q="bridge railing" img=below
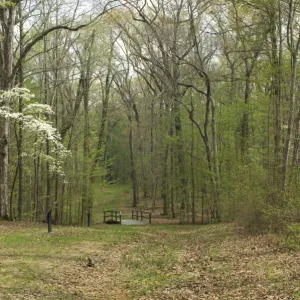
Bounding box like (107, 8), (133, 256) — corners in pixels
(132, 210), (152, 224)
(103, 210), (122, 224)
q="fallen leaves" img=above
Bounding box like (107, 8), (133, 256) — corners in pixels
(139, 230), (300, 300)
(0, 223), (299, 299)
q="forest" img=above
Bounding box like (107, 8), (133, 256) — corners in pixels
(0, 0), (300, 232)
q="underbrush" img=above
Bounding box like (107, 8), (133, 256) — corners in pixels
(284, 223), (300, 249)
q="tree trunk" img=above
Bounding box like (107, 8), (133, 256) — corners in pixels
(0, 2), (17, 219)
(43, 35), (51, 214)
(269, 2), (282, 185)
(292, 110), (300, 166)
(129, 120), (138, 207)
(81, 80), (90, 225)
(191, 120), (196, 224)
(162, 146), (169, 216)
(282, 54), (297, 191)
(18, 1), (24, 220)
(93, 41), (113, 171)
(81, 32), (94, 225)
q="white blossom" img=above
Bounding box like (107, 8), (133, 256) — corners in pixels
(0, 88), (70, 177)
(23, 104), (54, 115)
(0, 107), (22, 119)
(0, 87), (34, 103)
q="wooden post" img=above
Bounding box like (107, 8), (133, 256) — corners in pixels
(47, 209), (52, 233)
(149, 213), (152, 224)
(88, 212), (91, 227)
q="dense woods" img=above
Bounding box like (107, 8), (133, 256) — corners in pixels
(1, 0), (300, 231)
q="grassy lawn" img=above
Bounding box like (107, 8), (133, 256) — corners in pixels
(0, 222), (299, 299)
(91, 184), (132, 222)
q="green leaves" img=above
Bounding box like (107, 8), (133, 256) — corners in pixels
(0, 1), (16, 9)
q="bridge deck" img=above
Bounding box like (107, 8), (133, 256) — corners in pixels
(121, 219), (147, 225)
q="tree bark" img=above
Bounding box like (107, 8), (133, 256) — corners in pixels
(0, 2), (17, 219)
(17, 0), (24, 220)
(128, 120), (138, 207)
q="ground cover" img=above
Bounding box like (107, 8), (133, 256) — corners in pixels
(0, 222), (299, 299)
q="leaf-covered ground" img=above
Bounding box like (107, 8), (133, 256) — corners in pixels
(0, 222), (299, 299)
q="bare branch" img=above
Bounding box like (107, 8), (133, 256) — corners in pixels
(12, 0), (120, 79)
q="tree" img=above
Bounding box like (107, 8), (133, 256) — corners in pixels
(0, 0), (118, 219)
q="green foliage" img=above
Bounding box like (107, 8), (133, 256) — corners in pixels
(0, 1), (16, 8)
(4, 0), (300, 232)
(284, 224), (300, 249)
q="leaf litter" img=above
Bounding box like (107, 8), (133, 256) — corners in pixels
(0, 223), (299, 299)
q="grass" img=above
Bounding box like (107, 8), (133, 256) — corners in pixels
(0, 222), (299, 299)
(0, 223), (206, 299)
(1, 184), (300, 299)
(91, 184), (132, 222)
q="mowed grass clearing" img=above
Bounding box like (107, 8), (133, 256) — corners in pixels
(0, 222), (299, 299)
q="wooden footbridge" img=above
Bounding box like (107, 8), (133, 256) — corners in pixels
(103, 210), (152, 225)
(43, 208), (151, 234)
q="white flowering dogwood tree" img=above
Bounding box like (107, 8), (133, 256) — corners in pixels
(0, 87), (70, 178)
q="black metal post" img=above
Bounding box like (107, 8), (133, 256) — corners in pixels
(47, 209), (52, 233)
(88, 212), (91, 227)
